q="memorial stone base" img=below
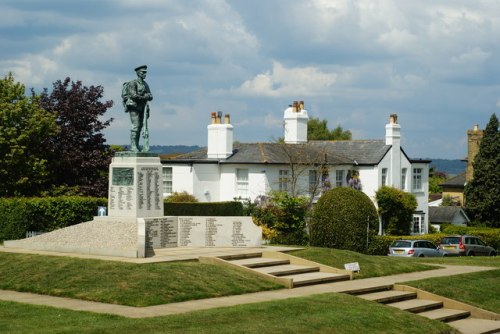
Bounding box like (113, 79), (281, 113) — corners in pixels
(108, 152), (163, 218)
(3, 152), (262, 258)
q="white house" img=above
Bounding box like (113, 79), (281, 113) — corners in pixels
(161, 102), (430, 234)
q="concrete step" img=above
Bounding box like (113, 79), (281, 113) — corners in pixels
(227, 257), (290, 268)
(281, 272), (351, 287)
(342, 284), (394, 296)
(387, 299), (443, 313)
(419, 308), (471, 323)
(358, 290), (417, 304)
(448, 318), (500, 334)
(217, 252), (262, 261)
(253, 264), (320, 276)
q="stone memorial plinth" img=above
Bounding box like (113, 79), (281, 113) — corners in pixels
(139, 216), (262, 254)
(108, 152), (163, 218)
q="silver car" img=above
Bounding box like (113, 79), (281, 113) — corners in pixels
(438, 235), (497, 257)
(388, 240), (441, 257)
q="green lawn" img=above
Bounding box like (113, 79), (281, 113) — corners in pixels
(405, 269), (500, 314)
(290, 246), (439, 278)
(0, 293), (453, 334)
(405, 255), (500, 314)
(0, 252), (281, 306)
(1, 248), (498, 333)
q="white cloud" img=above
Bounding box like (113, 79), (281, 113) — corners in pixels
(377, 29), (417, 53)
(451, 47), (491, 65)
(231, 61), (337, 97)
(4, 55), (58, 86)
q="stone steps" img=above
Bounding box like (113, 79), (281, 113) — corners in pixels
(387, 299), (443, 313)
(358, 290), (417, 304)
(229, 257), (290, 268)
(253, 264), (320, 276)
(419, 308), (471, 322)
(448, 318), (500, 334)
(210, 251), (352, 288)
(281, 272), (351, 287)
(347, 285), (500, 334)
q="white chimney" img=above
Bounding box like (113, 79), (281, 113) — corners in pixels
(207, 112), (233, 159)
(284, 101), (309, 144)
(385, 114), (401, 188)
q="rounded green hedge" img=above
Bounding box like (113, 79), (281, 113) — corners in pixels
(310, 187), (378, 252)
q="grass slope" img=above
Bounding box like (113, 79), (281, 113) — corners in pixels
(290, 247), (439, 278)
(0, 253), (281, 306)
(404, 256), (500, 313)
(0, 293), (453, 334)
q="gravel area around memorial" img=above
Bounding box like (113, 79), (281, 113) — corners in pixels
(9, 219), (138, 250)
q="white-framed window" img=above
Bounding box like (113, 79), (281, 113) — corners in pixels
(335, 170), (344, 187)
(412, 168), (422, 191)
(381, 168), (388, 186)
(412, 214), (424, 234)
(309, 170), (318, 195)
(236, 168), (249, 197)
(279, 169), (289, 192)
(162, 167), (173, 194)
(401, 168), (407, 190)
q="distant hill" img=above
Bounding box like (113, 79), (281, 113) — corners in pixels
(426, 159), (466, 176)
(148, 145), (202, 154)
(115, 145), (202, 154)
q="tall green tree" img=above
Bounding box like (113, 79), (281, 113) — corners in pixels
(39, 78), (114, 197)
(428, 167), (447, 194)
(376, 186), (417, 235)
(307, 117), (352, 140)
(0, 74), (57, 196)
(464, 113), (500, 227)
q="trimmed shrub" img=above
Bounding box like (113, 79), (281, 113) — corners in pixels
(250, 192), (309, 246)
(164, 201), (243, 216)
(376, 186), (417, 235)
(165, 191), (198, 203)
(0, 197), (107, 241)
(310, 187), (378, 253)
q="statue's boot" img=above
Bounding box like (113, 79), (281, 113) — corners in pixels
(130, 131), (140, 152)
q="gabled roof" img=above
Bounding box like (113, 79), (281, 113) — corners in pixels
(429, 206), (470, 224)
(440, 172), (466, 188)
(162, 140), (395, 166)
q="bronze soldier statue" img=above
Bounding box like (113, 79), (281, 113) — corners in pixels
(122, 65), (153, 152)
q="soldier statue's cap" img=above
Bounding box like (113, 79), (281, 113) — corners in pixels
(134, 65), (148, 72)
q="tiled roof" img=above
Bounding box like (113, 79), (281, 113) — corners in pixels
(429, 206), (469, 223)
(440, 172), (466, 187)
(162, 140), (392, 166)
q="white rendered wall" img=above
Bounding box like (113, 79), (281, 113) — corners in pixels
(193, 164), (220, 202)
(283, 107), (309, 144)
(385, 123), (402, 189)
(166, 164), (194, 196)
(411, 162), (430, 233)
(207, 124), (233, 159)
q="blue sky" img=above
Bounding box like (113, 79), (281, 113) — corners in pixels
(1, 0), (499, 159)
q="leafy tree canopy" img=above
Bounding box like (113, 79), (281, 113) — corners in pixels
(375, 186), (417, 235)
(39, 78), (114, 197)
(464, 113), (500, 227)
(0, 73), (57, 196)
(307, 117), (352, 141)
(429, 167), (447, 194)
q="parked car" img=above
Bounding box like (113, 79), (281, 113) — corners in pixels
(388, 240), (441, 257)
(438, 235), (497, 256)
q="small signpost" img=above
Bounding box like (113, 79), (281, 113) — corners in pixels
(344, 262), (361, 273)
(97, 206), (107, 217)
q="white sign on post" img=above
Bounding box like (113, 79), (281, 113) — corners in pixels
(344, 262), (360, 272)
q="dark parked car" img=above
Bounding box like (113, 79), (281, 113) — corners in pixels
(388, 240), (441, 257)
(438, 235), (497, 256)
